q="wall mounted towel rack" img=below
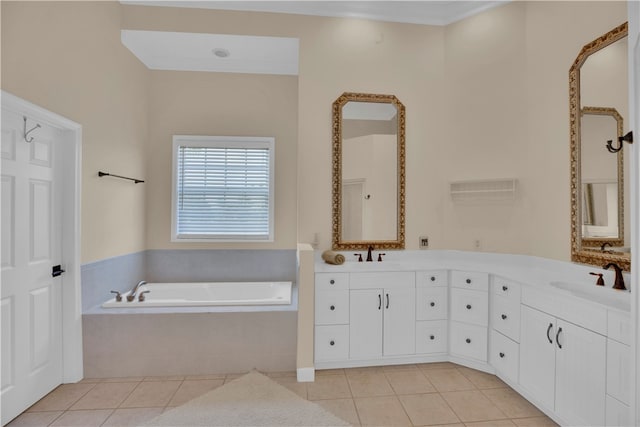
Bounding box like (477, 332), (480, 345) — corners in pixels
(98, 171), (144, 184)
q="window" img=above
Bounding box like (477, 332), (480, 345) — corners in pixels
(172, 135), (274, 242)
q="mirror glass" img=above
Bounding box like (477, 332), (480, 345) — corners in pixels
(332, 93), (405, 250)
(570, 22), (630, 270)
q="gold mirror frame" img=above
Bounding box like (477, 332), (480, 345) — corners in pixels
(332, 92), (406, 250)
(569, 22), (629, 270)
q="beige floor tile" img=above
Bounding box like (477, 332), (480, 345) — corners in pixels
(49, 409), (113, 426)
(102, 407), (164, 426)
(102, 377), (144, 383)
(354, 396), (412, 426)
(441, 390), (508, 422)
(482, 388), (544, 418)
(224, 373), (248, 383)
(77, 378), (103, 384)
(345, 366), (386, 376)
(347, 372), (395, 397)
(385, 369), (437, 395)
(70, 382), (138, 410)
(422, 424), (464, 427)
(457, 367), (507, 389)
(119, 381), (181, 408)
(27, 383), (96, 412)
(142, 375), (184, 382)
(266, 370), (297, 378)
(511, 416), (559, 427)
(166, 379), (225, 407)
(465, 420), (516, 427)
(315, 398), (361, 426)
(272, 376), (308, 400)
(308, 375), (352, 400)
(417, 362), (460, 371)
(423, 369), (476, 392)
(398, 393), (460, 426)
(381, 364), (418, 371)
(6, 411), (63, 426)
(315, 368), (345, 376)
(184, 373), (226, 380)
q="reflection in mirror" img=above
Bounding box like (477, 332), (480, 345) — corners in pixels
(570, 22), (630, 270)
(332, 93), (405, 250)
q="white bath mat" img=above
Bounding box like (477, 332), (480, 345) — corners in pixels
(141, 370), (351, 426)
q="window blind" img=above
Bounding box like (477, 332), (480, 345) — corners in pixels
(175, 142), (272, 240)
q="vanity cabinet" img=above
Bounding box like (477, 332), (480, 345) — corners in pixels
(489, 277), (521, 383)
(415, 270), (448, 354)
(605, 311), (631, 426)
(449, 271), (489, 362)
(519, 304), (607, 427)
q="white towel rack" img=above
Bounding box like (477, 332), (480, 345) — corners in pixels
(450, 178), (517, 202)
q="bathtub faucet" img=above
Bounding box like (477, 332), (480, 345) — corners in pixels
(127, 280), (147, 302)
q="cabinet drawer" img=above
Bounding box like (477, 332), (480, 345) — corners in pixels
(451, 271), (489, 291)
(606, 395), (631, 427)
(315, 325), (349, 362)
(491, 295), (520, 342)
(416, 270), (448, 287)
(350, 272), (414, 290)
(451, 288), (488, 326)
(490, 329), (519, 383)
(607, 311), (631, 345)
(315, 290), (349, 325)
(416, 320), (448, 354)
(416, 287), (448, 321)
(315, 273), (349, 291)
(450, 321), (487, 362)
(491, 276), (521, 304)
(606, 339), (630, 405)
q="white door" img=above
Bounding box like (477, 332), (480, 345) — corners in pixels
(519, 305), (556, 411)
(349, 289), (383, 359)
(341, 180), (364, 241)
(1, 109), (63, 424)
(383, 287), (415, 356)
(554, 319), (606, 427)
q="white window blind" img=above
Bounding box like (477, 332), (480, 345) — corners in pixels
(172, 136), (274, 241)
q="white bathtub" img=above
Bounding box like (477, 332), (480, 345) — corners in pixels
(101, 281), (292, 308)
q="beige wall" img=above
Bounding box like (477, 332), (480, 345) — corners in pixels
(146, 71), (298, 249)
(1, 1), (149, 263)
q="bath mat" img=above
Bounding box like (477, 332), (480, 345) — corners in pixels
(141, 370), (351, 426)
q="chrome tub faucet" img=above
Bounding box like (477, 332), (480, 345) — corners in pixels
(127, 280), (147, 302)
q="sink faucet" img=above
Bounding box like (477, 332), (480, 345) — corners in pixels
(603, 263), (626, 291)
(366, 246), (374, 262)
(601, 242), (613, 252)
(127, 280), (147, 302)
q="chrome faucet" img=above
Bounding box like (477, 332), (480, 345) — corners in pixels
(127, 280), (147, 302)
(603, 263), (626, 291)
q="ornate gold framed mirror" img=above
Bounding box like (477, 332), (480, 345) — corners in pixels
(332, 92), (405, 250)
(570, 22), (630, 270)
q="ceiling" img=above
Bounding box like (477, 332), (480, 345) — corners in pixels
(121, 1), (508, 75)
(122, 1), (508, 26)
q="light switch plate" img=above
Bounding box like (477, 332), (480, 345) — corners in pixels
(419, 236), (429, 249)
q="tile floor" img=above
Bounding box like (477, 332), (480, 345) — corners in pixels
(8, 362), (559, 427)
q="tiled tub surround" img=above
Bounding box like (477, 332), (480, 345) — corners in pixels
(313, 250), (632, 427)
(81, 250), (298, 378)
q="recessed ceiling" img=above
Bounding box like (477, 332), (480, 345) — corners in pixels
(121, 1), (509, 26)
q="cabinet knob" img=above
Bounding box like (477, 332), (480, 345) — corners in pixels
(329, 279), (335, 285)
(330, 305), (335, 311)
(502, 285), (508, 291)
(501, 314), (507, 320)
(430, 302), (435, 307)
(330, 340), (335, 346)
(499, 352), (505, 358)
(430, 276), (436, 282)
(466, 304), (472, 310)
(466, 338), (471, 344)
(466, 279), (472, 284)
(430, 335), (435, 340)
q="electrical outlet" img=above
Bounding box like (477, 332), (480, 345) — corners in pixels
(474, 239), (481, 250)
(419, 236), (429, 249)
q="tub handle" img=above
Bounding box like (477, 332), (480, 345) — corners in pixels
(110, 290), (122, 302)
(138, 290), (150, 302)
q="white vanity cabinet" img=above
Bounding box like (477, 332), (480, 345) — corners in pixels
(489, 277), (521, 383)
(415, 270), (448, 354)
(449, 271), (489, 362)
(519, 303), (607, 427)
(605, 311), (631, 426)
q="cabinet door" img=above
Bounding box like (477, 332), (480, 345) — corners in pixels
(519, 305), (556, 411)
(350, 289), (383, 359)
(555, 319), (606, 427)
(383, 287), (416, 356)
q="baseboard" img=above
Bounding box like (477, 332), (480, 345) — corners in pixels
(296, 367), (315, 382)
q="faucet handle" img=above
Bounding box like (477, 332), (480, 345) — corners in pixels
(110, 290), (122, 302)
(138, 290), (150, 302)
(377, 253), (386, 262)
(589, 272), (605, 286)
(354, 253), (363, 262)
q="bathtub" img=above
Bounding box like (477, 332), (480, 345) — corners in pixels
(101, 281), (292, 308)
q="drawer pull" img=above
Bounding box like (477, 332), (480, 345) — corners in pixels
(501, 314), (507, 320)
(330, 305), (335, 311)
(556, 327), (563, 349)
(378, 294), (382, 310)
(466, 338), (471, 344)
(499, 352), (505, 358)
(466, 279), (472, 284)
(430, 302), (435, 307)
(466, 304), (472, 310)
(502, 285), (508, 291)
(430, 276), (436, 282)
(386, 293), (390, 309)
(329, 279), (335, 285)
(546, 323), (553, 344)
(330, 340), (335, 346)
(430, 335), (435, 340)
